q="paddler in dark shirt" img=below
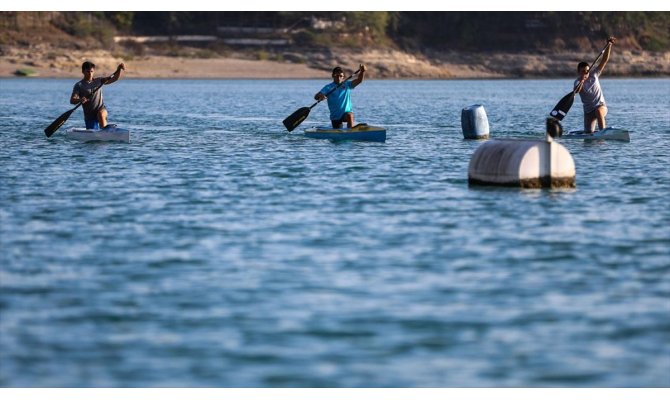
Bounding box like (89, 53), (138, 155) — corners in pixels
(70, 61), (125, 129)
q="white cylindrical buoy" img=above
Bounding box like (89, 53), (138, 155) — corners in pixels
(468, 138), (575, 188)
(461, 104), (490, 139)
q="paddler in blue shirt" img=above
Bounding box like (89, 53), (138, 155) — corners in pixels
(70, 61), (125, 129)
(314, 64), (367, 129)
(574, 37), (616, 133)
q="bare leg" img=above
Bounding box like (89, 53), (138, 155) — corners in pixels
(345, 113), (354, 128)
(98, 108), (108, 129)
(595, 105), (608, 131)
(584, 110), (597, 133)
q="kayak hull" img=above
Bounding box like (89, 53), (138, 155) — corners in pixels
(562, 128), (630, 142)
(303, 124), (386, 143)
(65, 126), (130, 143)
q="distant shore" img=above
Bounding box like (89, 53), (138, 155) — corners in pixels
(2, 46), (669, 79)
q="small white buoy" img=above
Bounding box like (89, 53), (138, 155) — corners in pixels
(468, 137), (575, 188)
(461, 104), (490, 139)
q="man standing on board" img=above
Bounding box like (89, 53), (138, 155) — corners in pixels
(574, 37), (616, 133)
(314, 64), (367, 129)
(70, 61), (125, 129)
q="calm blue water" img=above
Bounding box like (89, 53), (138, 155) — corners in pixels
(0, 78), (669, 387)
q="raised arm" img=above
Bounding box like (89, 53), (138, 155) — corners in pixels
(597, 37), (616, 73)
(104, 63), (126, 84)
(351, 64), (367, 88)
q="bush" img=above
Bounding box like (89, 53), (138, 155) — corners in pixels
(194, 49), (218, 59)
(52, 12), (117, 47)
(256, 50), (270, 61)
(106, 12), (133, 33)
(14, 68), (37, 76)
(641, 34), (668, 52)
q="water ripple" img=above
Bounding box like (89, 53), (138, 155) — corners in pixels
(1, 78), (669, 387)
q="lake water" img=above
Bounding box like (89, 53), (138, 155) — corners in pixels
(0, 78), (669, 387)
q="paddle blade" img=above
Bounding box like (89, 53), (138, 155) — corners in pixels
(283, 107), (310, 132)
(549, 91), (576, 121)
(44, 108), (75, 137)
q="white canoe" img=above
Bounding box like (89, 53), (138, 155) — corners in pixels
(304, 123), (386, 143)
(562, 127), (630, 142)
(65, 125), (130, 143)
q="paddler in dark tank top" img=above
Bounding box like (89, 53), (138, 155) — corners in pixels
(70, 61), (126, 129)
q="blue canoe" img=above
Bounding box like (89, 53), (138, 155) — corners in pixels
(303, 124), (386, 143)
(562, 127), (630, 142)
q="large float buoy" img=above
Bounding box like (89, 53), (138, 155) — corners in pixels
(461, 104), (490, 139)
(468, 137), (575, 188)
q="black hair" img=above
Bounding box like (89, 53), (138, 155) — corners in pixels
(332, 67), (344, 75)
(82, 61), (96, 72)
(577, 62), (589, 72)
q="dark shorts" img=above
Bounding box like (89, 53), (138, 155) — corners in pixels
(84, 106), (107, 129)
(331, 112), (353, 129)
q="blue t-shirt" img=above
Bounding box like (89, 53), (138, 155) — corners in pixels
(320, 81), (354, 121)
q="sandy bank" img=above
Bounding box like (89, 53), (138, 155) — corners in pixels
(0, 49), (325, 79)
(2, 46), (669, 79)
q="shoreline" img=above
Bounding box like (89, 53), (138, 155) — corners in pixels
(7, 75), (670, 81)
(2, 47), (669, 80)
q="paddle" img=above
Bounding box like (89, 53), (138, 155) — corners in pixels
(548, 41), (611, 121)
(282, 67), (362, 132)
(44, 76), (111, 137)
